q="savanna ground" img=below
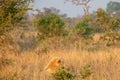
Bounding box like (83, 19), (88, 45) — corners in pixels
(0, 46), (120, 80)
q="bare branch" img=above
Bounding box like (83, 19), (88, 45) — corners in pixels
(65, 0), (92, 16)
(66, 0), (91, 5)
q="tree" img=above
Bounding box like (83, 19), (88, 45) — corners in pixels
(73, 16), (93, 38)
(0, 0), (33, 50)
(65, 0), (92, 16)
(106, 1), (120, 17)
(108, 17), (120, 31)
(43, 7), (60, 15)
(34, 13), (65, 38)
(34, 7), (67, 18)
(0, 0), (33, 29)
(93, 8), (120, 46)
(94, 8), (110, 31)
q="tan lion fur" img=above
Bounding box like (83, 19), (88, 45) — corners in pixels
(44, 57), (63, 73)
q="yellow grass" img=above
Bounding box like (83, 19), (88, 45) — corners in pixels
(0, 48), (120, 80)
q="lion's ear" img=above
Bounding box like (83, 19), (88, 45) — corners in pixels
(57, 59), (61, 63)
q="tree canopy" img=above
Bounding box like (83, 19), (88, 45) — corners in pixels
(34, 13), (65, 38)
(0, 0), (33, 28)
(106, 1), (120, 16)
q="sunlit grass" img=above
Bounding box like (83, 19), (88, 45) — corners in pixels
(0, 48), (120, 80)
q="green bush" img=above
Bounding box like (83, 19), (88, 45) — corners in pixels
(108, 17), (120, 31)
(52, 68), (76, 80)
(0, 0), (33, 26)
(102, 31), (120, 46)
(0, 0), (33, 36)
(73, 16), (93, 38)
(52, 65), (92, 80)
(34, 14), (65, 38)
(79, 65), (92, 79)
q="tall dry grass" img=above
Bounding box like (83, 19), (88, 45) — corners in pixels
(0, 48), (120, 80)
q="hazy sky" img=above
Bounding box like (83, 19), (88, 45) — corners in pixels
(33, 0), (120, 17)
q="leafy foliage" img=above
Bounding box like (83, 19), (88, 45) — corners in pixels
(34, 14), (65, 38)
(73, 16), (93, 38)
(0, 0), (33, 53)
(52, 68), (76, 80)
(106, 1), (120, 11)
(102, 31), (120, 46)
(94, 8), (120, 46)
(106, 1), (120, 16)
(0, 0), (33, 30)
(52, 65), (92, 80)
(95, 8), (110, 30)
(108, 17), (120, 31)
(79, 65), (92, 79)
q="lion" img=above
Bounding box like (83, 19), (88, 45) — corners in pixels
(44, 57), (63, 73)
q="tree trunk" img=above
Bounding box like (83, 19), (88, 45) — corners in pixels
(83, 4), (89, 16)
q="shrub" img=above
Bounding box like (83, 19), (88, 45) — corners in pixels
(73, 16), (93, 39)
(52, 65), (92, 80)
(0, 0), (33, 27)
(108, 17), (120, 31)
(34, 13), (65, 38)
(102, 31), (120, 46)
(79, 65), (92, 79)
(52, 67), (76, 80)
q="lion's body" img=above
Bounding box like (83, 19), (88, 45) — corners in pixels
(45, 57), (63, 73)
